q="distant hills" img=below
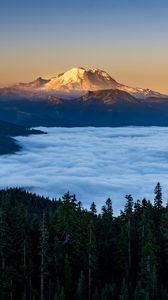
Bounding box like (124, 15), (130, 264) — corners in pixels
(0, 67), (168, 127)
(0, 120), (43, 136)
(0, 120), (44, 155)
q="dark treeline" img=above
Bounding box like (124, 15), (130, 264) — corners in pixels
(0, 184), (168, 300)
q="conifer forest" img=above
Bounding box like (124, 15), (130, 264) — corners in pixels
(0, 183), (168, 300)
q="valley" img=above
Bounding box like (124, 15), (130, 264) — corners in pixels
(0, 126), (168, 213)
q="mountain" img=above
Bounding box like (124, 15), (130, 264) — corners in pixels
(81, 89), (137, 104)
(0, 120), (45, 155)
(15, 77), (50, 89)
(0, 135), (22, 155)
(0, 67), (167, 99)
(43, 67), (119, 92)
(1, 89), (168, 127)
(1, 67), (168, 128)
(42, 67), (166, 99)
(0, 120), (43, 136)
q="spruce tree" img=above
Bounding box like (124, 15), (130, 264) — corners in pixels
(101, 284), (117, 300)
(90, 202), (97, 215)
(40, 211), (49, 300)
(75, 271), (87, 300)
(64, 254), (72, 298)
(154, 182), (162, 210)
(92, 288), (100, 300)
(55, 286), (65, 300)
(119, 279), (129, 300)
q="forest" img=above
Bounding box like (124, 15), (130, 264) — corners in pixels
(0, 183), (168, 300)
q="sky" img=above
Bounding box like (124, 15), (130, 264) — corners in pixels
(1, 0), (168, 93)
(0, 127), (168, 215)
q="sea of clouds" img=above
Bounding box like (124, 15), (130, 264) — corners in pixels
(1, 127), (168, 214)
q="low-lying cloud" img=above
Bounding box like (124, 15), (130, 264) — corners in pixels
(1, 126), (168, 214)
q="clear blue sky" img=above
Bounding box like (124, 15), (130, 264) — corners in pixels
(1, 0), (168, 93)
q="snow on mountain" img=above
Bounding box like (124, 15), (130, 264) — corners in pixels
(15, 77), (49, 89)
(118, 85), (165, 99)
(1, 67), (167, 99)
(41, 67), (167, 99)
(43, 67), (119, 92)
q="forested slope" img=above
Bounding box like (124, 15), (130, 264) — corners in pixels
(0, 120), (44, 155)
(0, 184), (168, 299)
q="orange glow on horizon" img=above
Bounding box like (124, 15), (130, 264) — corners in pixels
(1, 64), (168, 95)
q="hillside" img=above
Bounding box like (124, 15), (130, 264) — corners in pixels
(0, 185), (168, 299)
(0, 120), (44, 155)
(1, 90), (168, 127)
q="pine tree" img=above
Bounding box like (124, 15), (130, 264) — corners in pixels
(153, 183), (163, 278)
(75, 271), (87, 300)
(90, 202), (97, 215)
(98, 198), (114, 285)
(92, 288), (100, 300)
(101, 198), (113, 220)
(55, 286), (65, 300)
(119, 279), (129, 300)
(101, 284), (117, 300)
(40, 211), (49, 300)
(154, 183), (162, 210)
(133, 281), (148, 300)
(0, 206), (8, 271)
(0, 205), (12, 300)
(64, 254), (72, 298)
(1, 186), (168, 300)
(88, 220), (97, 300)
(15, 205), (29, 300)
(124, 195), (134, 296)
(146, 265), (158, 300)
(159, 285), (168, 300)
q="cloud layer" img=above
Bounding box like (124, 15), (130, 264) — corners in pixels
(1, 127), (168, 214)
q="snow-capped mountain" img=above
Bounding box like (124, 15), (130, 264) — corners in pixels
(118, 85), (165, 99)
(42, 67), (166, 99)
(16, 77), (50, 89)
(1, 69), (168, 128)
(43, 67), (119, 92)
(1, 67), (167, 99)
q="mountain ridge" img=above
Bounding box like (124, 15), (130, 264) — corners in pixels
(1, 67), (167, 100)
(1, 67), (168, 128)
(0, 120), (45, 155)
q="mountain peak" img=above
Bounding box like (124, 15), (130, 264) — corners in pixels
(3, 67), (167, 99)
(16, 77), (49, 89)
(44, 67), (118, 92)
(62, 67), (86, 81)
